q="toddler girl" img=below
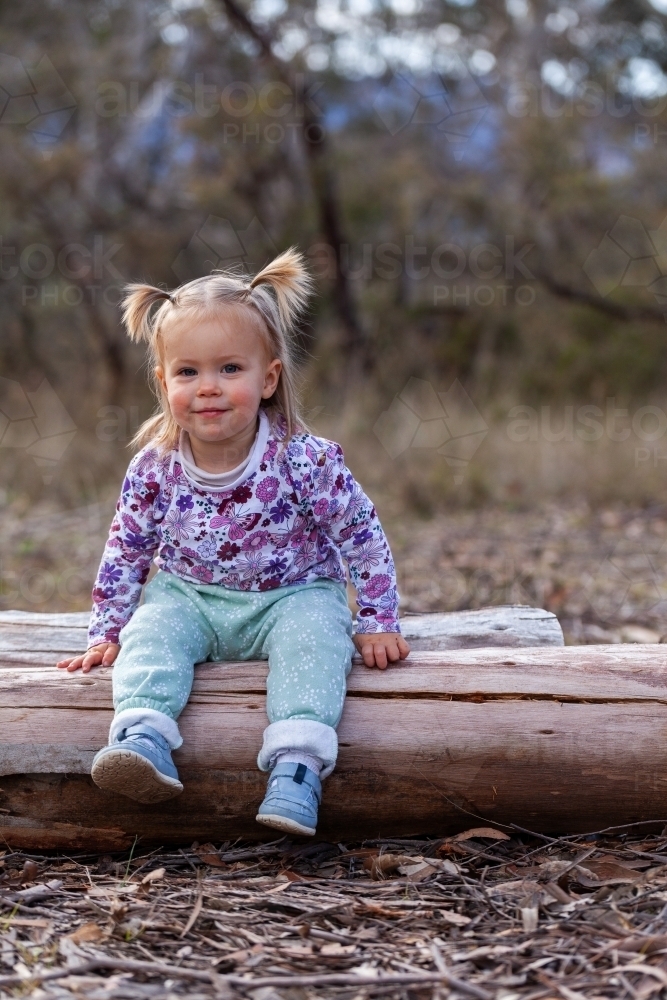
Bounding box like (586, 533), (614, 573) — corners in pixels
(58, 249), (409, 836)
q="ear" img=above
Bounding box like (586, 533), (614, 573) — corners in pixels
(155, 365), (166, 392)
(262, 358), (282, 399)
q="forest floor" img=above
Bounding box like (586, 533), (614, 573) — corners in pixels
(3, 828), (667, 999)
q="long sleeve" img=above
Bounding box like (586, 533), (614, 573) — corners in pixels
(87, 451), (162, 647)
(290, 440), (400, 634)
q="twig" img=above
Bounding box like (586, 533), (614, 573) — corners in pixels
(0, 959), (493, 996)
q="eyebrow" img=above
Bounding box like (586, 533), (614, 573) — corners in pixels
(168, 355), (247, 366)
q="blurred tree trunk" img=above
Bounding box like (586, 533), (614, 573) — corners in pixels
(219, 0), (369, 369)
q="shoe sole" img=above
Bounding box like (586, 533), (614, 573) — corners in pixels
(255, 812), (316, 837)
(91, 748), (183, 804)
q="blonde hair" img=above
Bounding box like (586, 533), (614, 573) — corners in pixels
(121, 248), (312, 452)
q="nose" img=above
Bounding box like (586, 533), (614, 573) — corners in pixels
(197, 374), (222, 395)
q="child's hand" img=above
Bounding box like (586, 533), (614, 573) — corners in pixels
(353, 632), (410, 670)
(56, 643), (120, 674)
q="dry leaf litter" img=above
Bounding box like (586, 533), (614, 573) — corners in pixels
(2, 826), (667, 998)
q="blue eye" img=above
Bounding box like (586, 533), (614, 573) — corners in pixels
(223, 364), (240, 374)
(178, 368), (197, 377)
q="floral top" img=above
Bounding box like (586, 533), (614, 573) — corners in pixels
(88, 420), (400, 647)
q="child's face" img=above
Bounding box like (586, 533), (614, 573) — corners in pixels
(156, 309), (281, 449)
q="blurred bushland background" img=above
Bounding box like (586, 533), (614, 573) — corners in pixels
(2, 0), (667, 640)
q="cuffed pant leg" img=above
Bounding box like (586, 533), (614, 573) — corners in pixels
(257, 584), (355, 777)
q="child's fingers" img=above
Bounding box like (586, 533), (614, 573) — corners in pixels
(358, 641), (376, 668)
(63, 654), (86, 672)
(101, 644), (120, 666)
(373, 642), (388, 670)
(397, 636), (410, 659)
(80, 649), (104, 673)
(385, 638), (404, 662)
(56, 656), (76, 670)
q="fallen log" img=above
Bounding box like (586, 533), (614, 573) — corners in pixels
(0, 603), (563, 663)
(6, 606), (667, 851)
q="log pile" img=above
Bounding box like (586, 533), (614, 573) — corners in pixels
(2, 604), (666, 851)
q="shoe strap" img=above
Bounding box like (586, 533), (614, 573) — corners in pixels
(271, 762), (322, 800)
(118, 724), (170, 751)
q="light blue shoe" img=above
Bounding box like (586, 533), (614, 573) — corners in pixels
(91, 724), (183, 804)
(256, 763), (321, 837)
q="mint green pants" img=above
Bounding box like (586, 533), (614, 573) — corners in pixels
(111, 571), (355, 776)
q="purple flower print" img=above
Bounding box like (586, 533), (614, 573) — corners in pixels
(231, 484), (252, 504)
(99, 562), (122, 586)
(135, 450), (157, 477)
(353, 528), (373, 546)
(176, 494), (194, 512)
(128, 565), (149, 584)
(318, 465), (334, 493)
(238, 551), (269, 580)
(313, 498), (328, 517)
(217, 541), (240, 561)
(172, 560), (193, 577)
(125, 532), (153, 550)
(294, 538), (317, 573)
(259, 576), (281, 591)
(363, 573), (391, 600)
(191, 565), (214, 583)
(270, 498), (292, 524)
(268, 556), (287, 574)
(355, 539), (385, 572)
(256, 476), (279, 509)
(377, 610), (397, 629)
(197, 539), (217, 559)
(164, 507), (198, 540)
(378, 586), (398, 611)
(135, 482), (159, 513)
(210, 506), (261, 539)
(241, 530), (270, 552)
(93, 585), (116, 603)
(331, 472), (345, 497)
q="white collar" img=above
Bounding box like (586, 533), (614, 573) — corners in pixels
(177, 410), (270, 491)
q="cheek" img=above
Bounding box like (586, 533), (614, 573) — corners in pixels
(226, 378), (264, 412)
(165, 384), (191, 414)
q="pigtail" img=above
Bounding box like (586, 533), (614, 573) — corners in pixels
(249, 248), (312, 333)
(121, 284), (174, 344)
